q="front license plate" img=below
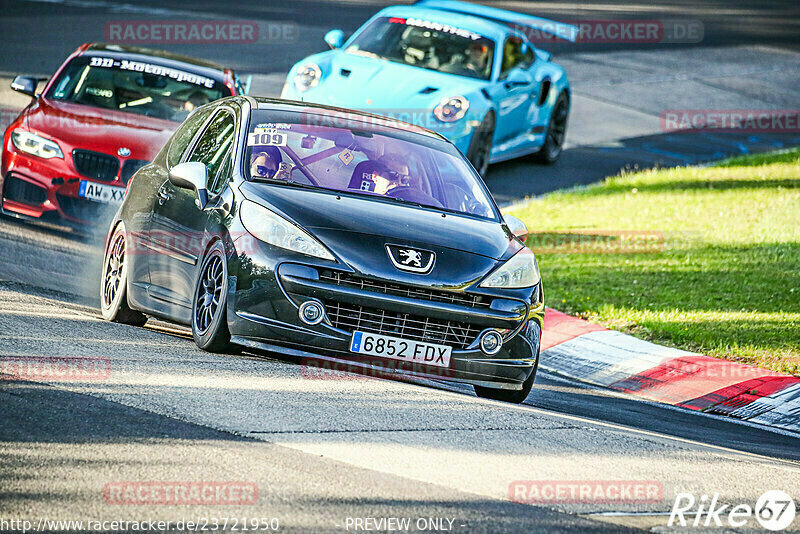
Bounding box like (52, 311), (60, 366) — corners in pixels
(349, 331), (452, 367)
(78, 180), (125, 204)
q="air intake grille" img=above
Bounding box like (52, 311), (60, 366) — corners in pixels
(72, 150), (120, 182)
(324, 300), (480, 350)
(319, 270), (489, 309)
(3, 175), (47, 205)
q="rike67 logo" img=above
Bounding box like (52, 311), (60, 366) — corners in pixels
(669, 490), (796, 531)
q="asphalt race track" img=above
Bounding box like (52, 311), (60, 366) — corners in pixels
(1, 0), (799, 532)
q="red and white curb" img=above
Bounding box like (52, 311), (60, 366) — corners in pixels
(540, 309), (800, 433)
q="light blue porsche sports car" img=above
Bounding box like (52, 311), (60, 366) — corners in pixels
(281, 0), (578, 176)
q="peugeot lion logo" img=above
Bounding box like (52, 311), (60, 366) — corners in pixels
(386, 244), (435, 274)
(117, 147), (131, 157)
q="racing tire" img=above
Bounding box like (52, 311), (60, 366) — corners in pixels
(533, 92), (569, 164)
(466, 112), (495, 177)
(191, 241), (236, 353)
(100, 222), (148, 326)
(473, 357), (538, 404)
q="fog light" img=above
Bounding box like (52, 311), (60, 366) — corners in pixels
(299, 300), (325, 325)
(480, 329), (503, 355)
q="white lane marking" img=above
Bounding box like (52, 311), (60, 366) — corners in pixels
(0, 308), (100, 320)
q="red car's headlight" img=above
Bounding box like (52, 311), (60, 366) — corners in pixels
(11, 129), (64, 159)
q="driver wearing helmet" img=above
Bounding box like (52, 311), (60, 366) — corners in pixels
(250, 146), (292, 180)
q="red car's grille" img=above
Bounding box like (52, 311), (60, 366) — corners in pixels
(72, 150), (120, 182)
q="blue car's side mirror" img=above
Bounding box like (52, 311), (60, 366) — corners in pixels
(324, 29), (345, 49)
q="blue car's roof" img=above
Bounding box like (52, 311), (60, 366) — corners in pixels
(373, 5), (511, 43)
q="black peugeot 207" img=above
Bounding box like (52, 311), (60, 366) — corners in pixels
(100, 95), (544, 403)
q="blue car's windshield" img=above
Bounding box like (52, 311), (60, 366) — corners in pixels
(345, 16), (495, 80)
(244, 110), (498, 220)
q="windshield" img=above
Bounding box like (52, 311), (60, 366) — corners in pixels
(346, 16), (495, 80)
(47, 56), (229, 122)
(244, 110), (497, 220)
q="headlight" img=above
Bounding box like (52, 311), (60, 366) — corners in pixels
(434, 96), (469, 122)
(11, 129), (64, 159)
(480, 248), (540, 288)
(293, 63), (321, 93)
(239, 200), (335, 261)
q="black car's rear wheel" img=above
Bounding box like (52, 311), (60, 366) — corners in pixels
(466, 112), (495, 177)
(473, 358), (538, 404)
(533, 92), (569, 164)
(192, 241), (235, 352)
(100, 222), (147, 326)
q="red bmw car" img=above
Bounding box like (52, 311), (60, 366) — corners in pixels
(1, 43), (243, 226)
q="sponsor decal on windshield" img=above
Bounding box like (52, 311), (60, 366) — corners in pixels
(390, 17), (483, 41)
(254, 122), (292, 131)
(88, 57), (216, 88)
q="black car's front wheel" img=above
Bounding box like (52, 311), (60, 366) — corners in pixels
(473, 359), (537, 404)
(100, 222), (147, 326)
(533, 92), (569, 164)
(192, 241), (235, 352)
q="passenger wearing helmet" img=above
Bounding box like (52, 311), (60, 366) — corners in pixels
(250, 146), (292, 180)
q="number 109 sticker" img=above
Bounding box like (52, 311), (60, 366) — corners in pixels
(248, 131), (287, 147)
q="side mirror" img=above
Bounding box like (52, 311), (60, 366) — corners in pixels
(11, 76), (40, 98)
(504, 214), (528, 241)
(324, 29), (346, 49)
(505, 69), (532, 88)
(169, 162), (209, 210)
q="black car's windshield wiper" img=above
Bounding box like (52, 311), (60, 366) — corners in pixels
(249, 177), (319, 191)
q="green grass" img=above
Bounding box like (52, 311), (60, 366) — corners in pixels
(509, 148), (800, 375)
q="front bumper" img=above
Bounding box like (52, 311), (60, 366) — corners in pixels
(1, 143), (133, 225)
(227, 245), (544, 390)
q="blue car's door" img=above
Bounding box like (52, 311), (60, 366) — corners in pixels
(486, 36), (538, 148)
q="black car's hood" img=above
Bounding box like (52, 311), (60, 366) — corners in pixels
(240, 183), (520, 285)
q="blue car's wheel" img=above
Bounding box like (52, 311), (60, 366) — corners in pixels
(533, 92), (569, 164)
(466, 112), (495, 177)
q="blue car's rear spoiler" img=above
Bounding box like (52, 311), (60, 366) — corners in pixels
(414, 0), (579, 43)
